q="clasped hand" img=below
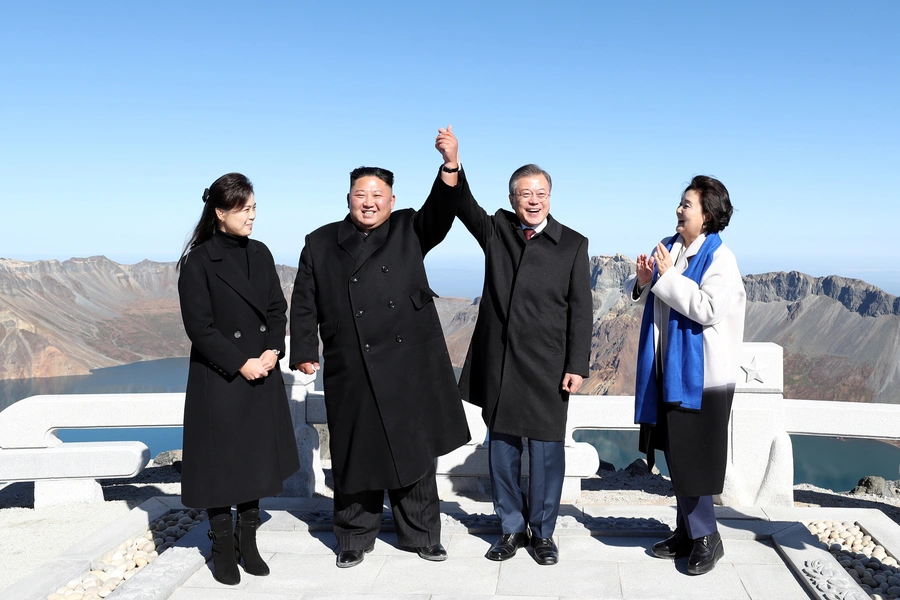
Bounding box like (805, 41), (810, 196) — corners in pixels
(434, 125), (459, 166)
(240, 350), (280, 381)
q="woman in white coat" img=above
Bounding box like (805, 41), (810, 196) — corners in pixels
(625, 175), (746, 575)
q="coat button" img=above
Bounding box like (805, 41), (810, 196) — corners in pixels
(382, 265), (389, 273)
(259, 324), (267, 332)
(233, 331), (242, 339)
(388, 300), (395, 308)
(395, 335), (402, 343)
(355, 310), (364, 318)
(364, 343), (371, 352)
(350, 276), (358, 283)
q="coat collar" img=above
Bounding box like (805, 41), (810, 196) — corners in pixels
(203, 234), (266, 315)
(502, 210), (562, 245)
(672, 232), (708, 261)
(337, 214), (391, 274)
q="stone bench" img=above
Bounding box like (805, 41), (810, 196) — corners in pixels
(0, 393), (184, 507)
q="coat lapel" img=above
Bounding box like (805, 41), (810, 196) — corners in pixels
(341, 216), (390, 275)
(337, 217), (360, 261)
(206, 238), (266, 316)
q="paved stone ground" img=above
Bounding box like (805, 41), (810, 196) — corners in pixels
(169, 499), (820, 600)
(5, 465), (900, 599)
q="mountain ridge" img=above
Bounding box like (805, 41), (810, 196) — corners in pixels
(1, 255), (897, 404)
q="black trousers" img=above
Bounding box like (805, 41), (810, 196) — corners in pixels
(332, 461), (441, 551)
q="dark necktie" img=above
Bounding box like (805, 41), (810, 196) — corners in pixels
(524, 228), (536, 241)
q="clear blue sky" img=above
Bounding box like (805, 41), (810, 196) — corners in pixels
(3, 1), (898, 297)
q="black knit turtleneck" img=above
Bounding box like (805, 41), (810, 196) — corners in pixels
(215, 230), (250, 278)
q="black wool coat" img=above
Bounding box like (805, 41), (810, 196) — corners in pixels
(178, 234), (300, 508)
(457, 175), (593, 442)
(289, 172), (470, 495)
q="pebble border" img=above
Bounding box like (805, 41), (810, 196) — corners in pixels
(808, 520), (900, 600)
(45, 509), (207, 600)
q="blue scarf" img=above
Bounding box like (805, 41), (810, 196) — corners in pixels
(634, 232), (722, 424)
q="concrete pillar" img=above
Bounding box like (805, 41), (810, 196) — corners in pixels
(721, 342), (794, 507)
(279, 355), (323, 498)
(34, 479), (105, 508)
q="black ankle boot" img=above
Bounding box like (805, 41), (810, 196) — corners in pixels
(207, 514), (240, 585)
(235, 508), (270, 576)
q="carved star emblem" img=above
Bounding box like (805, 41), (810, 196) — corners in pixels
(741, 357), (764, 383)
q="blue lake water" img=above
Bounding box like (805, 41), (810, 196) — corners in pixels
(2, 358), (898, 492)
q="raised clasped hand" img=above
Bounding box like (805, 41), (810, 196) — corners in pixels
(435, 125), (458, 166)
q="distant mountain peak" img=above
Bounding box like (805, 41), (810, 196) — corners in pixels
(744, 271), (900, 317)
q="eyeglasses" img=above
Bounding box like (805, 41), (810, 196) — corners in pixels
(515, 190), (550, 201)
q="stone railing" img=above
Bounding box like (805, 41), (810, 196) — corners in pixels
(0, 393), (184, 507)
(4, 341), (899, 508)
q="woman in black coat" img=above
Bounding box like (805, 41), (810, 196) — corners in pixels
(177, 173), (300, 585)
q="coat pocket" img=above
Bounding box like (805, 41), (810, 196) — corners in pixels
(535, 308), (567, 355)
(409, 287), (439, 310)
(318, 318), (340, 340)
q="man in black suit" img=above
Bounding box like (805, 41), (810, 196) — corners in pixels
(289, 128), (470, 568)
(454, 136), (592, 565)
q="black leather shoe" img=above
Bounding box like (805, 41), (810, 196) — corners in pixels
(486, 532), (529, 561)
(336, 546), (373, 568)
(414, 543), (447, 561)
(651, 528), (692, 560)
(688, 531), (724, 575)
(531, 537), (559, 565)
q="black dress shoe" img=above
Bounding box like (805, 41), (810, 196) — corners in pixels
(651, 528), (692, 560)
(531, 537), (559, 565)
(688, 531), (724, 575)
(414, 543), (447, 561)
(336, 545), (373, 568)
(486, 532), (530, 561)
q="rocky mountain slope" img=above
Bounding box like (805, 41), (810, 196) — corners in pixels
(2, 255), (898, 403)
(0, 257), (295, 379)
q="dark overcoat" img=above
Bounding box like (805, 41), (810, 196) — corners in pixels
(456, 175), (593, 441)
(178, 235), (300, 508)
(289, 172), (470, 495)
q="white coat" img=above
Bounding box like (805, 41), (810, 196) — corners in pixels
(625, 232), (746, 496)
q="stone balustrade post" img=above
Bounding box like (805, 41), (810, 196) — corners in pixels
(721, 342), (794, 507)
(279, 352), (323, 498)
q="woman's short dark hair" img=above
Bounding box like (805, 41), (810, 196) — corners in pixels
(178, 173), (254, 269)
(684, 175), (733, 233)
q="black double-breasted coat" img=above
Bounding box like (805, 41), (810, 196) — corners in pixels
(178, 234), (300, 508)
(457, 175), (593, 441)
(289, 172), (470, 495)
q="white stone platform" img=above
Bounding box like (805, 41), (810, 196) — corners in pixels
(5, 496), (898, 600)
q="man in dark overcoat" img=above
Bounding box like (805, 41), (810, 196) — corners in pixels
(456, 154), (592, 565)
(289, 128), (470, 568)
